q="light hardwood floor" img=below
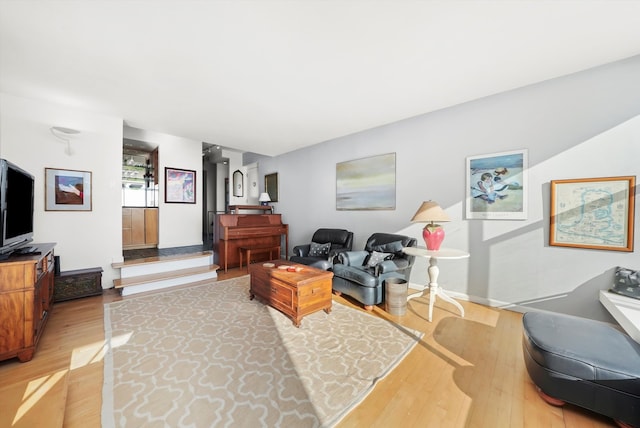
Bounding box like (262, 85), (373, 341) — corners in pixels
(0, 268), (616, 427)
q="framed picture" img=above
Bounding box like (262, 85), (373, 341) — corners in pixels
(45, 168), (92, 211)
(466, 149), (528, 220)
(265, 172), (278, 202)
(550, 176), (635, 251)
(165, 167), (196, 204)
(336, 153), (396, 210)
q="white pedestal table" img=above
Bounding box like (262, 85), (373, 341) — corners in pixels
(402, 247), (470, 322)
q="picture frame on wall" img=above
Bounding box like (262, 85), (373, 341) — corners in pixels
(165, 167), (196, 204)
(45, 168), (92, 211)
(550, 175), (635, 252)
(336, 152), (396, 210)
(265, 172), (278, 202)
(465, 149), (528, 220)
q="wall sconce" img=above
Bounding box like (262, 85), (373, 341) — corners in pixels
(50, 126), (80, 155)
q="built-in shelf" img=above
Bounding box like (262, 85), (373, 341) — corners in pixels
(599, 290), (640, 343)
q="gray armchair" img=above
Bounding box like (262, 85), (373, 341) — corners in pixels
(332, 233), (417, 310)
(290, 228), (354, 270)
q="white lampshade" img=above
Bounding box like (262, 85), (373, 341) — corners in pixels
(411, 201), (450, 224)
(258, 192), (271, 202)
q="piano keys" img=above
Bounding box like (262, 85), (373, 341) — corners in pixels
(214, 213), (288, 272)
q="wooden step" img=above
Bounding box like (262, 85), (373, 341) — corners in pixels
(114, 264), (219, 289)
(115, 253), (214, 279)
(111, 251), (213, 269)
(112, 250), (218, 296)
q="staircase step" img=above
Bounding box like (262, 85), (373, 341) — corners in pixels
(114, 252), (213, 278)
(112, 251), (213, 268)
(114, 264), (219, 289)
(112, 250), (218, 296)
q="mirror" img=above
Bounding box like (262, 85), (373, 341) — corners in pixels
(232, 170), (243, 197)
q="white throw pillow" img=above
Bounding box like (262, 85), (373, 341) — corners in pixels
(366, 251), (391, 267)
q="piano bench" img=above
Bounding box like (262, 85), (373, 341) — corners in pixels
(239, 245), (281, 271)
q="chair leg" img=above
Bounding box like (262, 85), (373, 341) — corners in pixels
(536, 387), (565, 406)
(615, 420), (634, 428)
(364, 305), (374, 311)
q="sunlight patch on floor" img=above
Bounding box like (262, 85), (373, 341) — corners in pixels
(70, 339), (109, 370)
(14, 370), (68, 426)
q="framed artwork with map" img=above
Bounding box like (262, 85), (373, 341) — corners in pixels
(550, 176), (635, 251)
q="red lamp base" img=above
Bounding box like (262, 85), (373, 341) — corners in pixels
(423, 226), (445, 251)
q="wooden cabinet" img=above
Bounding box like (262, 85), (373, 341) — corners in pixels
(215, 213), (288, 271)
(122, 207), (158, 249)
(54, 267), (103, 302)
(0, 243), (55, 362)
(144, 208), (158, 245)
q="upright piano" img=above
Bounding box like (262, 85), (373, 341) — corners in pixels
(214, 213), (288, 272)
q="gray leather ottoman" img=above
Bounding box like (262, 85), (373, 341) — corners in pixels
(522, 311), (640, 427)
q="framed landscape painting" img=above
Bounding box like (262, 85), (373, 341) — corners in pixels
(550, 176), (635, 251)
(336, 153), (396, 210)
(466, 149), (528, 220)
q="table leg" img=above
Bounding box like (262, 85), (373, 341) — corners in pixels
(427, 258), (439, 322)
(224, 241), (228, 272)
(428, 257), (465, 321)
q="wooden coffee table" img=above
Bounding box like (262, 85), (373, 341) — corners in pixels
(249, 260), (333, 327)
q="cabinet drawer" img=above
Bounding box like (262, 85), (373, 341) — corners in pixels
(0, 264), (38, 290)
(251, 278), (293, 309)
(46, 251), (54, 273)
(268, 279), (294, 309)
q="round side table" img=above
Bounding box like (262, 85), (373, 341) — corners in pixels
(402, 246), (470, 322)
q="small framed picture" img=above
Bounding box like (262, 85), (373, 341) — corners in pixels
(265, 172), (278, 202)
(466, 149), (528, 220)
(165, 167), (196, 203)
(45, 168), (92, 211)
(550, 176), (635, 251)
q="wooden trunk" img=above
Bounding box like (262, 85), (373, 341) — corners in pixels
(249, 260), (333, 327)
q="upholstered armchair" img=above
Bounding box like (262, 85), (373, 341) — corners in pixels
(290, 228), (354, 270)
(332, 233), (417, 310)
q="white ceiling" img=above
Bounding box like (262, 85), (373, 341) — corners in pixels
(2, 1), (640, 156)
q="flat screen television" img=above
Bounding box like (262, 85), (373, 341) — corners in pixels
(0, 159), (35, 255)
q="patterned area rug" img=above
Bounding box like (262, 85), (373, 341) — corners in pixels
(102, 276), (422, 427)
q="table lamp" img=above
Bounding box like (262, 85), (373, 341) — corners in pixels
(411, 201), (451, 251)
(258, 192), (271, 206)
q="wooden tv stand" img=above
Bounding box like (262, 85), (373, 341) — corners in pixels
(0, 243), (56, 362)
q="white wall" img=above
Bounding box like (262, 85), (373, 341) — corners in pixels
(0, 93), (123, 286)
(124, 127), (202, 248)
(216, 161), (228, 213)
(258, 55), (640, 322)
